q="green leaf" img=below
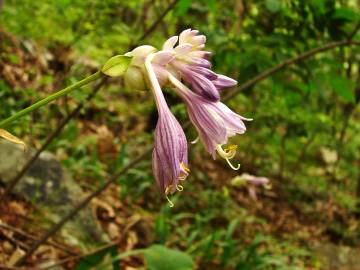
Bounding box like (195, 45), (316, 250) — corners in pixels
(332, 8), (360, 21)
(174, 0), (192, 16)
(75, 247), (112, 270)
(102, 55), (132, 77)
(144, 245), (193, 270)
(265, 0), (281, 13)
(330, 76), (355, 103)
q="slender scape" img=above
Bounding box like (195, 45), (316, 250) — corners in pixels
(0, 71), (103, 128)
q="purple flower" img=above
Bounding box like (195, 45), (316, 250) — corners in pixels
(162, 29), (237, 102)
(120, 29), (251, 203)
(168, 73), (251, 170)
(232, 174), (270, 187)
(145, 53), (190, 197)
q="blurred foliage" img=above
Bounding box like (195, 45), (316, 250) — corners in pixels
(0, 0), (359, 269)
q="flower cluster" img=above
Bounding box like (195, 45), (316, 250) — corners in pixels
(123, 29), (251, 202)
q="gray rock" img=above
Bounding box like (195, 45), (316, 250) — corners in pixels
(0, 140), (108, 248)
(312, 242), (360, 270)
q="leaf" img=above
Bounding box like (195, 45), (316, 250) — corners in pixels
(0, 129), (26, 151)
(101, 55), (132, 77)
(75, 247), (111, 270)
(144, 245), (193, 270)
(332, 8), (360, 21)
(174, 0), (192, 16)
(330, 76), (355, 103)
(265, 0), (281, 13)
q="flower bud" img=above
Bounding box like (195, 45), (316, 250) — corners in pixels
(124, 66), (146, 91)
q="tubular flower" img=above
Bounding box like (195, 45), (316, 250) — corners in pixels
(168, 73), (251, 170)
(145, 53), (189, 200)
(162, 29), (237, 102)
(116, 29), (250, 200)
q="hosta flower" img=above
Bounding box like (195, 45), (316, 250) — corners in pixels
(232, 173), (270, 187)
(145, 53), (189, 200)
(108, 29), (250, 201)
(231, 174), (271, 200)
(168, 73), (251, 170)
(162, 29), (237, 101)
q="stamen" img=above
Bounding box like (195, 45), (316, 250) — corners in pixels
(216, 144), (237, 159)
(166, 195), (174, 208)
(191, 137), (199, 144)
(176, 184), (184, 191)
(180, 162), (190, 173)
(226, 158), (241, 170)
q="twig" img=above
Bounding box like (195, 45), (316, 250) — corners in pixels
(38, 241), (120, 270)
(223, 40), (360, 101)
(138, 0), (179, 42)
(0, 222), (78, 256)
(290, 133), (316, 179)
(14, 39), (360, 266)
(0, 230), (30, 251)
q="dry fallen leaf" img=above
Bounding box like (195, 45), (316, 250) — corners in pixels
(0, 129), (26, 151)
(7, 247), (25, 267)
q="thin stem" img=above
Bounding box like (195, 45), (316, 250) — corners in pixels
(0, 222), (78, 256)
(0, 71), (104, 128)
(13, 39), (359, 267)
(2, 0), (176, 199)
(223, 40), (360, 101)
(1, 78), (108, 199)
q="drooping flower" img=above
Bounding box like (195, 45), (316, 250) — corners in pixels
(144, 52), (189, 199)
(231, 174), (271, 200)
(168, 73), (251, 170)
(232, 173), (270, 187)
(162, 29), (237, 102)
(114, 29), (251, 200)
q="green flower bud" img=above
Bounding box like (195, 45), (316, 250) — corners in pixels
(124, 66), (146, 91)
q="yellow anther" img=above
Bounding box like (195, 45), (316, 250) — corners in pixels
(216, 144), (237, 159)
(180, 162), (190, 173)
(225, 144), (238, 153)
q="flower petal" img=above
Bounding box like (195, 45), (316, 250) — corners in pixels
(162, 36), (179, 50)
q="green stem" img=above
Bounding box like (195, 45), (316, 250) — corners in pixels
(0, 71), (104, 128)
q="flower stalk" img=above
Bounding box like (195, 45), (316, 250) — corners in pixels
(0, 71), (104, 128)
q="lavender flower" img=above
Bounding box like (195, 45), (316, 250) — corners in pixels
(117, 29), (250, 201)
(168, 73), (251, 170)
(145, 53), (189, 199)
(231, 174), (271, 200)
(162, 29), (237, 102)
(232, 173), (270, 187)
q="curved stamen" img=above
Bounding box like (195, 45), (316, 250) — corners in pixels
(176, 184), (184, 191)
(216, 144), (237, 159)
(166, 195), (174, 208)
(226, 158), (241, 170)
(191, 136), (199, 144)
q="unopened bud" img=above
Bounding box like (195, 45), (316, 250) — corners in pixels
(124, 66), (146, 91)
